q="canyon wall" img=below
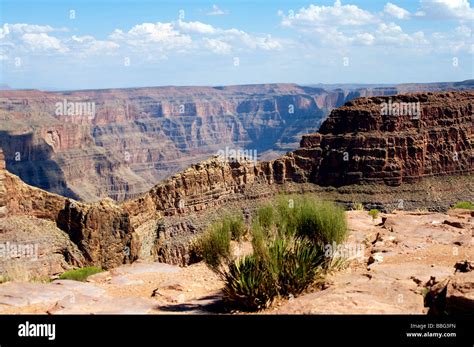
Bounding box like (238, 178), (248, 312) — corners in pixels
(0, 91), (472, 270)
(120, 91), (473, 262)
(1, 81), (472, 202)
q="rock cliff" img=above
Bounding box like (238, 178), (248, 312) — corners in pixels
(0, 91), (472, 271)
(1, 81), (471, 201)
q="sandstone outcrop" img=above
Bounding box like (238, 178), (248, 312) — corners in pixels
(121, 91), (473, 263)
(0, 149), (136, 273)
(1, 81), (471, 201)
(425, 260), (474, 315)
(124, 91), (473, 219)
(0, 210), (471, 315)
(297, 91), (473, 186)
(0, 91), (472, 271)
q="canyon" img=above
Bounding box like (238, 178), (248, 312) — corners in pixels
(0, 80), (472, 202)
(0, 90), (472, 274)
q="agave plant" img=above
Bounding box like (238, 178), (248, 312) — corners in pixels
(221, 255), (276, 311)
(269, 237), (325, 296)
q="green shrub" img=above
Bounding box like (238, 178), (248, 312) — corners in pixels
(257, 205), (274, 230)
(369, 209), (379, 220)
(58, 267), (103, 282)
(293, 198), (347, 245)
(195, 223), (231, 273)
(351, 202), (364, 211)
(224, 214), (247, 241)
(197, 195), (349, 312)
(0, 275), (10, 284)
(222, 255), (276, 311)
(268, 237), (325, 296)
(222, 236), (326, 311)
(452, 201), (474, 210)
(250, 222), (269, 260)
(274, 196), (299, 236)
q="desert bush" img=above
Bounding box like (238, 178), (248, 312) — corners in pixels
(452, 201), (474, 210)
(58, 267), (102, 282)
(222, 254), (275, 311)
(257, 204), (274, 230)
(195, 222), (231, 273)
(198, 195), (348, 311)
(293, 198), (347, 245)
(223, 235), (326, 310)
(351, 202), (364, 211)
(369, 209), (379, 220)
(3, 262), (31, 282)
(250, 222), (268, 260)
(268, 237), (325, 296)
(224, 214), (247, 241)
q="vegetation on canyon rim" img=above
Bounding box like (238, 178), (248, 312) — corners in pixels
(194, 195), (348, 311)
(58, 267), (103, 282)
(452, 201), (474, 210)
(369, 209), (380, 220)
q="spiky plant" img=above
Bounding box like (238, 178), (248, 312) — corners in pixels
(222, 255), (276, 311)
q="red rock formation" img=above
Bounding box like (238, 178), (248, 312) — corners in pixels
(301, 91), (473, 186)
(0, 148), (137, 270)
(1, 82), (471, 201)
(0, 91), (472, 269)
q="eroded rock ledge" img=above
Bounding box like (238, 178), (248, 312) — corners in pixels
(0, 91), (472, 272)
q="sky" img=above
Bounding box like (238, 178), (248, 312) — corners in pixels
(0, 0), (473, 90)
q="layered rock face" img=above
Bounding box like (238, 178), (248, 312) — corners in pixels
(0, 91), (472, 271)
(0, 84), (327, 201)
(297, 91), (473, 186)
(118, 91), (473, 263)
(0, 149), (136, 273)
(1, 81), (471, 202)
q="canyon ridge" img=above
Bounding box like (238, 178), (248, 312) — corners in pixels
(1, 80), (472, 201)
(0, 88), (472, 315)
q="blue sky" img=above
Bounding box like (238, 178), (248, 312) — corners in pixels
(0, 0), (473, 90)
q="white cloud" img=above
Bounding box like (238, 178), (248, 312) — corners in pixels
(418, 0), (474, 20)
(0, 23), (68, 55)
(384, 3), (411, 19)
(219, 29), (282, 51)
(203, 38), (231, 54)
(176, 20), (217, 34)
(375, 23), (429, 46)
(206, 4), (228, 16)
(430, 24), (474, 54)
(280, 0), (378, 28)
(355, 32), (375, 45)
(278, 2), (439, 50)
(0, 20), (284, 62)
(109, 22), (192, 50)
(21, 32), (68, 52)
(107, 21), (283, 55)
(69, 35), (119, 56)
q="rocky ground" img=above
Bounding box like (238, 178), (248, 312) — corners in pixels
(0, 209), (471, 315)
